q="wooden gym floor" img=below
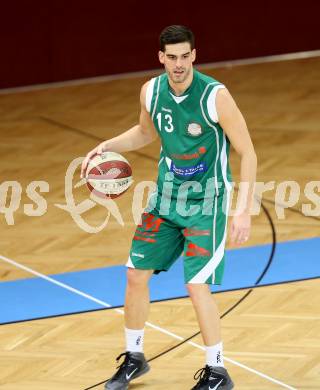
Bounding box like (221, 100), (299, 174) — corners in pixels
(0, 55), (319, 389)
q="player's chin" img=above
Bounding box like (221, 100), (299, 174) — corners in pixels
(172, 74), (186, 83)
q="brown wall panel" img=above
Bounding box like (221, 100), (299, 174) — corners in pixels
(1, 1), (319, 88)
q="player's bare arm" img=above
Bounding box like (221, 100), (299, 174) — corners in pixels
(81, 82), (158, 178)
(216, 88), (257, 245)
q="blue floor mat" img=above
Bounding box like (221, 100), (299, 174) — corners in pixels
(0, 238), (319, 324)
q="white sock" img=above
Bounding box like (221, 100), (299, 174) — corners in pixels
(125, 328), (144, 353)
(206, 341), (224, 367)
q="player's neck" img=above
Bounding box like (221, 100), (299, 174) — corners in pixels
(169, 68), (194, 96)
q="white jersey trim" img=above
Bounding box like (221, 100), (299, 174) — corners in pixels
(221, 134), (233, 192)
(151, 75), (161, 120)
(200, 83), (220, 196)
(200, 82), (232, 195)
(169, 92), (189, 104)
(207, 84), (226, 123)
(145, 77), (156, 113)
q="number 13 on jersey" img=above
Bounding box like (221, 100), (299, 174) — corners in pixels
(156, 112), (174, 133)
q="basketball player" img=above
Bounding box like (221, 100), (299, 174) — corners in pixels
(81, 25), (257, 390)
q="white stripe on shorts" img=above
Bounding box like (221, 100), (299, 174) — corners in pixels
(188, 190), (231, 284)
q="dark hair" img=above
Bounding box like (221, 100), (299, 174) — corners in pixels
(159, 25), (195, 52)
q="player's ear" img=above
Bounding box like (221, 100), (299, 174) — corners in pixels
(158, 50), (165, 64)
(191, 48), (196, 63)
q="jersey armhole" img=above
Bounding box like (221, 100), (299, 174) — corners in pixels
(145, 78), (156, 113)
(207, 84), (226, 123)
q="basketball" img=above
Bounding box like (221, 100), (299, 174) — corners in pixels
(85, 151), (133, 199)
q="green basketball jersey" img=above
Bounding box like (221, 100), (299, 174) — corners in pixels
(146, 69), (232, 200)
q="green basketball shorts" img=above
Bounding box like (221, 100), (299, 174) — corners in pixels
(127, 191), (231, 285)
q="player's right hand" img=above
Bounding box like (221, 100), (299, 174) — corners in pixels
(80, 141), (107, 179)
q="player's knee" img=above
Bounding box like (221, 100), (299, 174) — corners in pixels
(186, 283), (210, 298)
(127, 268), (151, 288)
(186, 283), (198, 297)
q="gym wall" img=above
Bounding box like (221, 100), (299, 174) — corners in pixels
(1, 1), (319, 88)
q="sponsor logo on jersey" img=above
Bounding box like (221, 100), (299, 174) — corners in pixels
(187, 122), (202, 137)
(161, 107), (172, 113)
(171, 147), (206, 160)
(170, 162), (207, 177)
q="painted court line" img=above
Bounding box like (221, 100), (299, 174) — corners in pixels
(0, 254), (296, 389)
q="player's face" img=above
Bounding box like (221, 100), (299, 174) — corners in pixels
(159, 42), (196, 84)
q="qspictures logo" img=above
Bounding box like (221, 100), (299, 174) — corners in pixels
(0, 157), (319, 232)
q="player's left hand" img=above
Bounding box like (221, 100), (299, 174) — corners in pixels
(230, 212), (251, 245)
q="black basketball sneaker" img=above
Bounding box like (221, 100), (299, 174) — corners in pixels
(104, 352), (150, 390)
(191, 365), (234, 390)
